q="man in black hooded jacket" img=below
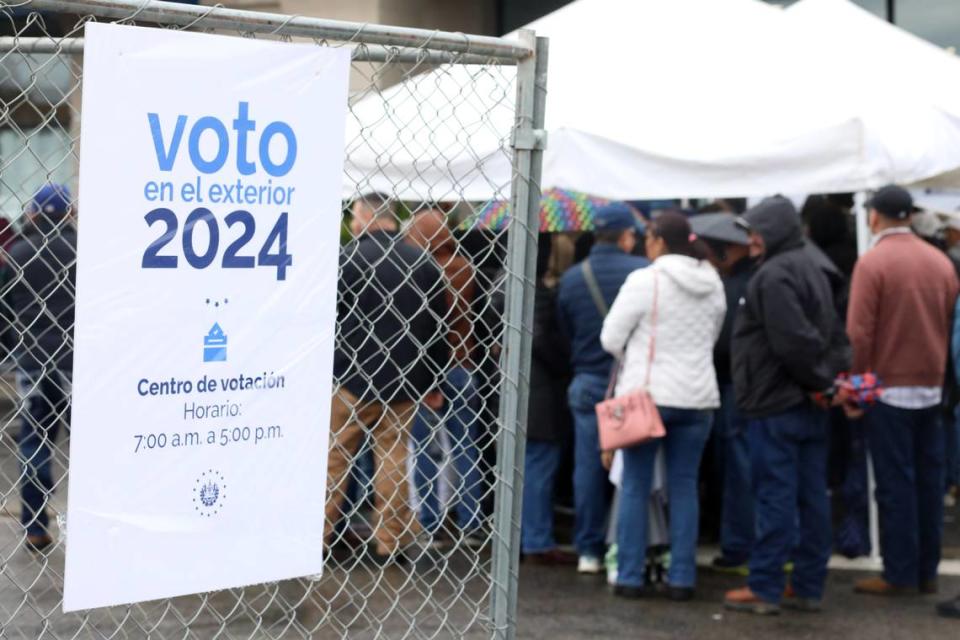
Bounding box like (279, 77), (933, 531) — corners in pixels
(724, 196), (848, 615)
(1, 184), (76, 554)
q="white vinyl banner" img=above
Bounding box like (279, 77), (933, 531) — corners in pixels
(64, 23), (349, 611)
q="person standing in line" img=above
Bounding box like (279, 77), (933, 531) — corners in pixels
(939, 211), (960, 507)
(847, 186), (959, 597)
(405, 210), (485, 548)
(2, 184), (76, 554)
(326, 194), (449, 564)
(802, 195), (857, 280)
(912, 210), (960, 513)
(601, 212), (725, 600)
(556, 204), (649, 573)
(724, 196), (848, 615)
(692, 213), (755, 574)
(938, 291), (960, 619)
(941, 210), (960, 269)
(521, 235), (575, 563)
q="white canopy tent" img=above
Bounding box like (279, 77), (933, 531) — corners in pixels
(345, 0), (960, 202)
(787, 0), (960, 191)
(344, 63), (516, 203)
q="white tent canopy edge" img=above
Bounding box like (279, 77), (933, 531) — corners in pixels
(343, 0), (960, 202)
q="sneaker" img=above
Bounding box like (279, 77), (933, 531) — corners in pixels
(936, 596), (960, 619)
(578, 555), (602, 575)
(711, 555), (749, 576)
(724, 587), (780, 615)
(783, 584), (822, 613)
(854, 576), (917, 596)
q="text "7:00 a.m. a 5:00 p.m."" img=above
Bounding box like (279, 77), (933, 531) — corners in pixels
(133, 425), (283, 453)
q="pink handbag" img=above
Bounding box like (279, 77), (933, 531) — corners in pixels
(595, 269), (665, 451)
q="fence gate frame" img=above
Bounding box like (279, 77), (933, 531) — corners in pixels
(489, 29), (548, 640)
(0, 0), (548, 637)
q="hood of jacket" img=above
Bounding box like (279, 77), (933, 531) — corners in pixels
(743, 196), (804, 258)
(655, 254), (720, 298)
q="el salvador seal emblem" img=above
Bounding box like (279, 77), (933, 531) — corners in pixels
(194, 469), (226, 517)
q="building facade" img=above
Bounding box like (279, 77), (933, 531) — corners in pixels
(3, 0), (960, 220)
(219, 0), (960, 50)
(766, 0), (960, 51)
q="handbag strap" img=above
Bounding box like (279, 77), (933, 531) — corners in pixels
(581, 259), (609, 318)
(603, 267), (659, 399)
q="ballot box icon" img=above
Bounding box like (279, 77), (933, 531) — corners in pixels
(204, 323), (227, 362)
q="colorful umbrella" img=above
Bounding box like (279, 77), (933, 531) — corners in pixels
(464, 188), (612, 232)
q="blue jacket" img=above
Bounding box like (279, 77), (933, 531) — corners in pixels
(557, 244), (649, 377)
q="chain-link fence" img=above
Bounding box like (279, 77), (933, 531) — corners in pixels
(0, 0), (546, 637)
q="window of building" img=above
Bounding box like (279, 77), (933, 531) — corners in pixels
(0, 11), (76, 222)
(895, 0), (960, 51)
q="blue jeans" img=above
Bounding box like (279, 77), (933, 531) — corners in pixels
(617, 407), (713, 588)
(18, 370), (71, 538)
(947, 405), (960, 490)
(836, 417), (871, 558)
(866, 402), (944, 587)
(748, 404), (831, 603)
(411, 367), (483, 534)
(715, 384), (754, 564)
(522, 440), (562, 553)
(568, 373), (611, 558)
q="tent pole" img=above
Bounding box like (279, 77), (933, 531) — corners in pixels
(886, 0), (895, 23)
(854, 192), (871, 256)
(855, 190), (882, 565)
(866, 451), (882, 564)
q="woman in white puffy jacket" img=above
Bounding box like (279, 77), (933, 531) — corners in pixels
(600, 211), (726, 601)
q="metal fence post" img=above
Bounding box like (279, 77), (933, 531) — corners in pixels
(490, 30), (548, 640)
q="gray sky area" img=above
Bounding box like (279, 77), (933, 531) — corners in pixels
(765, 0), (959, 50)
